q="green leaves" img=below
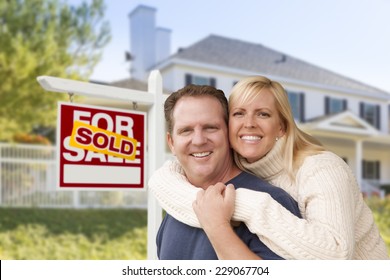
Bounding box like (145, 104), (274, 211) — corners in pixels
(366, 197), (390, 255)
(0, 0), (111, 142)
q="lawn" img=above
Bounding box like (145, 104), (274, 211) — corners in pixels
(0, 208), (147, 260)
(0, 198), (389, 259)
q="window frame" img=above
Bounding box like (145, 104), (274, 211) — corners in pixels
(185, 74), (216, 87)
(287, 91), (305, 122)
(360, 102), (380, 129)
(362, 160), (380, 180)
(325, 96), (347, 114)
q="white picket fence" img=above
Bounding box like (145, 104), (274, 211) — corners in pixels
(0, 143), (147, 208)
(1, 142), (384, 209)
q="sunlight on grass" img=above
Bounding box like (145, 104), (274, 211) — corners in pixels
(0, 208), (147, 260)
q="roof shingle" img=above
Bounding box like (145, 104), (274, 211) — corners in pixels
(171, 35), (389, 97)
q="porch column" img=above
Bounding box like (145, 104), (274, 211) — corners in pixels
(355, 140), (363, 188)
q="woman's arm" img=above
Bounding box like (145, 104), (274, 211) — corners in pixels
(148, 159), (201, 227)
(233, 156), (357, 260)
(149, 157), (360, 259)
(149, 161), (265, 259)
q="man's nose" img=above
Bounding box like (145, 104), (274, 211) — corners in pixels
(192, 130), (207, 145)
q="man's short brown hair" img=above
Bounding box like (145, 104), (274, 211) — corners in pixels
(164, 84), (229, 134)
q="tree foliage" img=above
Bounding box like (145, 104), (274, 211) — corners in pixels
(0, 0), (111, 142)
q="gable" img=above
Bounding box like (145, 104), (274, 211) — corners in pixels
(329, 115), (367, 130)
(302, 111), (379, 136)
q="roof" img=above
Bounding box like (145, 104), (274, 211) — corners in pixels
(168, 34), (390, 98)
(109, 78), (149, 91)
(90, 78), (148, 91)
(107, 77), (171, 95)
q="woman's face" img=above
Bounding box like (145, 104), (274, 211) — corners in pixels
(229, 88), (285, 163)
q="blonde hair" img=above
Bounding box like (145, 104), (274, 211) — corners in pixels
(229, 76), (325, 178)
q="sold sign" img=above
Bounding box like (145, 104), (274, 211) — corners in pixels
(69, 121), (138, 160)
(57, 102), (146, 190)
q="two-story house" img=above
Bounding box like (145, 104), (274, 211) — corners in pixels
(109, 5), (390, 196)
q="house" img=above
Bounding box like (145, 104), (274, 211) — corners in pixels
(110, 5), (390, 196)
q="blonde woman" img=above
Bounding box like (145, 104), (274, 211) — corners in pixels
(149, 76), (388, 259)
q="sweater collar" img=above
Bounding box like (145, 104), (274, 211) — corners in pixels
(235, 136), (286, 180)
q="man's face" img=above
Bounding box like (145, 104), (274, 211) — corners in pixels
(167, 96), (232, 188)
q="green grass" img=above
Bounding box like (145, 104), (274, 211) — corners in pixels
(0, 208), (147, 260)
(0, 198), (389, 260)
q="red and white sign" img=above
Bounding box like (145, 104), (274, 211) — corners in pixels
(57, 102), (146, 189)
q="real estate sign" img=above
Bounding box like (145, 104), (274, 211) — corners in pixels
(57, 102), (146, 190)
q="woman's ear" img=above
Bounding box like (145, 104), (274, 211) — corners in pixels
(278, 122), (286, 138)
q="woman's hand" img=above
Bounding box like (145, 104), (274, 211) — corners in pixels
(192, 183), (236, 232)
(193, 183), (261, 260)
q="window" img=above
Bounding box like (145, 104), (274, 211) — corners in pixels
(325, 97), (347, 114)
(193, 76), (209, 85)
(360, 102), (381, 129)
(362, 160), (380, 180)
(185, 74), (216, 87)
(287, 91), (305, 122)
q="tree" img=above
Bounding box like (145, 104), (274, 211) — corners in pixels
(0, 0), (111, 142)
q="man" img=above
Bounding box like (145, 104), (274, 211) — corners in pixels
(156, 84), (300, 259)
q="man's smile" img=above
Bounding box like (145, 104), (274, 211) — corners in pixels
(191, 151), (213, 158)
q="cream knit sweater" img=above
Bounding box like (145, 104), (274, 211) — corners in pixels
(148, 137), (389, 259)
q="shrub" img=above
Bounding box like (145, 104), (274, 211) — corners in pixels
(366, 197), (390, 256)
(13, 133), (51, 145)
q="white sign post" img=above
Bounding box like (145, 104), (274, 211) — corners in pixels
(37, 70), (165, 259)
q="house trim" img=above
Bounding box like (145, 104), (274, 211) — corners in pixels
(155, 58), (390, 100)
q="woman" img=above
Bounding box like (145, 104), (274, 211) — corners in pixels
(149, 76), (388, 259)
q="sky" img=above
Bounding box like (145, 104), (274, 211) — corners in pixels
(81, 0), (390, 93)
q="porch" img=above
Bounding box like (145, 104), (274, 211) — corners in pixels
(300, 110), (390, 198)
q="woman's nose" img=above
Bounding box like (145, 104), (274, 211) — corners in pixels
(244, 116), (255, 128)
